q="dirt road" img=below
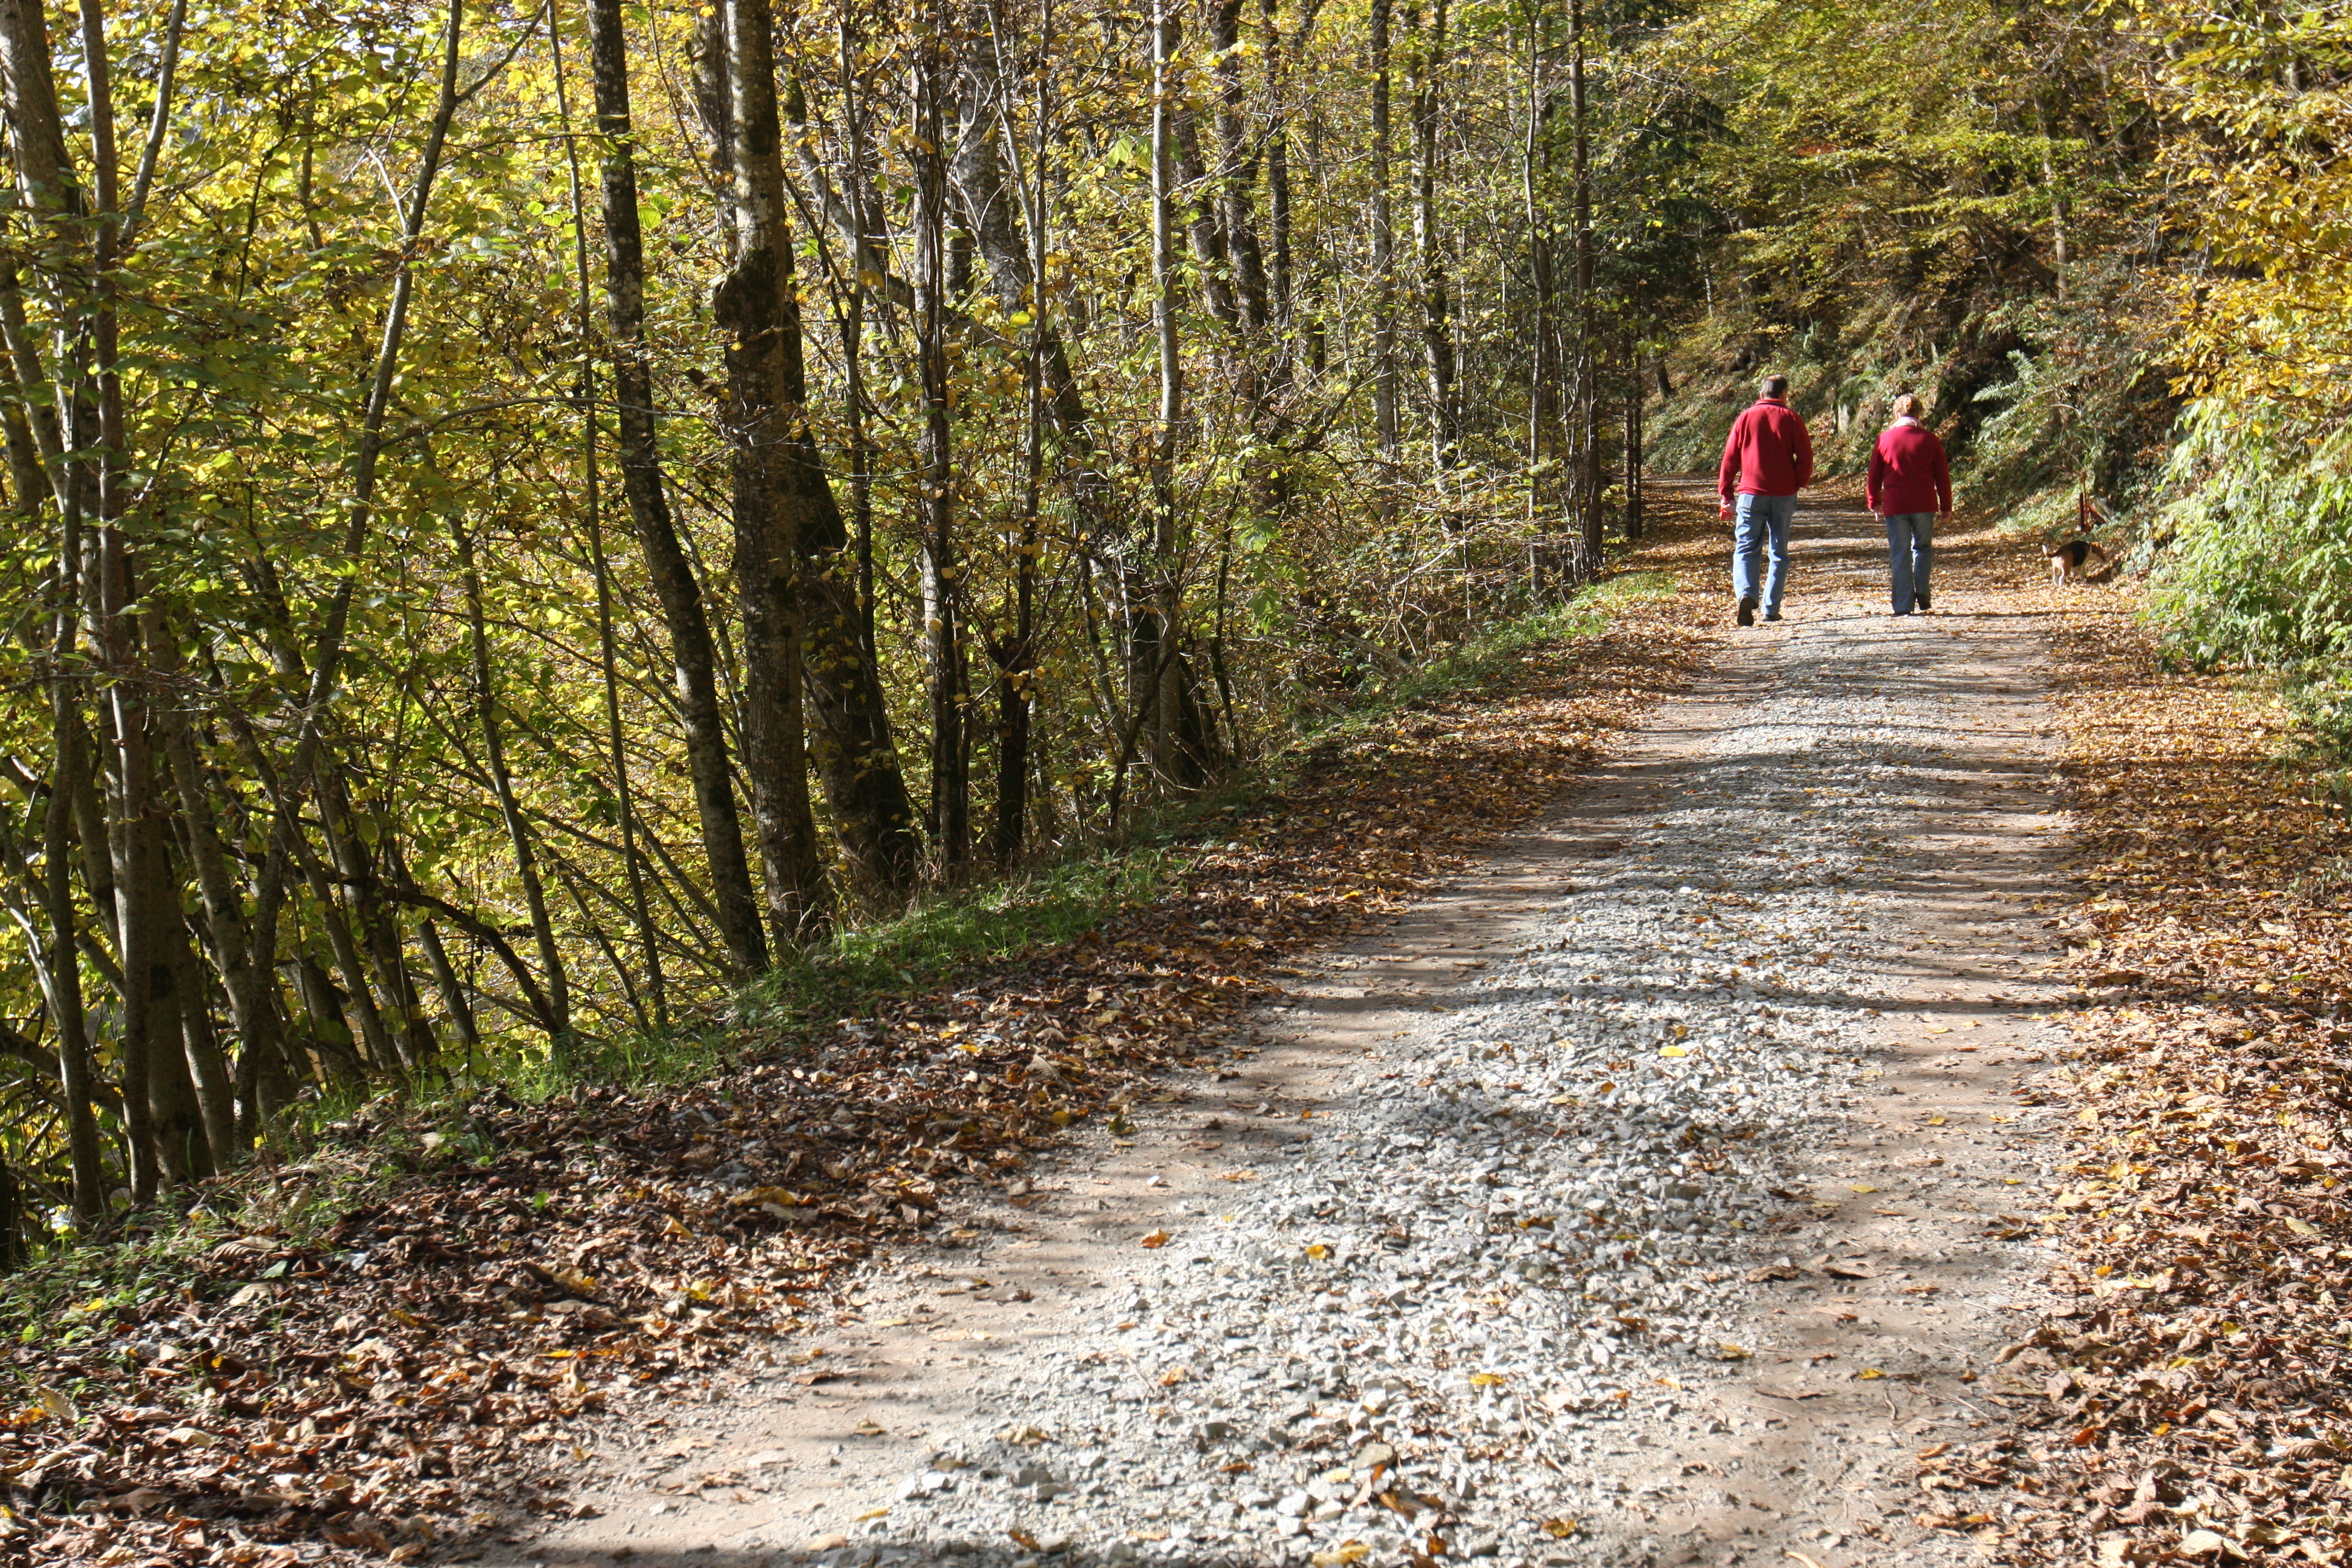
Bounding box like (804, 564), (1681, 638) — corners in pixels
(520, 485), (2074, 1568)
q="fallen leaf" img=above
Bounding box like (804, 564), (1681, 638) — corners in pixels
(1140, 1230), (1171, 1249)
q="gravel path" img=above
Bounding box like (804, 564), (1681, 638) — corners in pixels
(530, 492), (2077, 1568)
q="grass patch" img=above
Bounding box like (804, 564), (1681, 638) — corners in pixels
(1326, 569), (1679, 730)
(742, 847), (1183, 1033)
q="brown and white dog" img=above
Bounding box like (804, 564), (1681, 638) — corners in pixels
(2045, 537), (2112, 584)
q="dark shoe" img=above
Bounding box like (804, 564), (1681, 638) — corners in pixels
(1763, 610), (1782, 622)
(1915, 590), (1930, 612)
(1736, 597), (1756, 627)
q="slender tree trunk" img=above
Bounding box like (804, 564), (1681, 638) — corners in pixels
(452, 518), (571, 1049)
(317, 774), (433, 1071)
(0, 0), (108, 1202)
(1147, 0), (1186, 792)
(990, 0), (1049, 867)
(0, 1155), (20, 1272)
(1413, 0), (1456, 471)
(551, 8), (664, 1030)
(915, 28), (970, 873)
(41, 687), (103, 1222)
(583, 0), (768, 975)
(1624, 331), (1644, 541)
(61, 0), (168, 1202)
(1210, 0), (1268, 330)
(165, 908), (230, 1174)
(1521, 7), (1551, 576)
(839, 19), (878, 680)
(2036, 103), (2069, 299)
(1264, 0), (1294, 330)
(157, 638), (270, 1144)
(1570, 0), (1600, 570)
(1370, 0), (1397, 465)
(416, 918), (480, 1061)
(713, 0), (831, 941)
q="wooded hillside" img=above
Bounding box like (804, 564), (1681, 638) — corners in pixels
(0, 0), (2326, 1253)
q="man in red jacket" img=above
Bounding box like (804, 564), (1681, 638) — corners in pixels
(1717, 374), (1814, 625)
(1864, 392), (1952, 615)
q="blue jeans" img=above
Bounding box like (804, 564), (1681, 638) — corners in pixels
(1731, 493), (1796, 613)
(1884, 512), (1935, 612)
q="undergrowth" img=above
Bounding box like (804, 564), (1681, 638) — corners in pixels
(0, 569), (1671, 1318)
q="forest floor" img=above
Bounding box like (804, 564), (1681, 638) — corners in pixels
(15, 483), (2350, 1568)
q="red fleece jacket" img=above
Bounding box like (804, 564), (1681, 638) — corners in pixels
(1866, 419), (1952, 515)
(1717, 398), (1815, 501)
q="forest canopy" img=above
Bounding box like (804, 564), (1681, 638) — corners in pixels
(0, 0), (2330, 1251)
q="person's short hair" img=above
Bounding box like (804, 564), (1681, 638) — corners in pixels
(1760, 374), (1789, 399)
(1892, 391), (1923, 419)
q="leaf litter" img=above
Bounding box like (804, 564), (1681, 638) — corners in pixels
(1907, 577), (2352, 1564)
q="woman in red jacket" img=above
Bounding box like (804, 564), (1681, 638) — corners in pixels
(1866, 393), (1952, 615)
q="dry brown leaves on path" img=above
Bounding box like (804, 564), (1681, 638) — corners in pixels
(1907, 576), (2352, 1566)
(0, 504), (1723, 1568)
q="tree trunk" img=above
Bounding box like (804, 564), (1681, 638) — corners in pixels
(416, 918), (480, 1060)
(713, 0), (830, 942)
(40, 688), (104, 1222)
(1210, 0), (1269, 330)
(1370, 0), (1397, 463)
(1147, 0), (1187, 794)
(1413, 0), (1457, 471)
(157, 690), (255, 1158)
(583, 0), (769, 975)
(774, 65), (927, 907)
(167, 912), (232, 1174)
(1571, 0), (1601, 571)
(452, 517), (572, 1050)
(988, 0), (1050, 868)
(318, 772), (434, 1071)
(1624, 333), (1644, 541)
(550, 10), (664, 1030)
(916, 28), (970, 872)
